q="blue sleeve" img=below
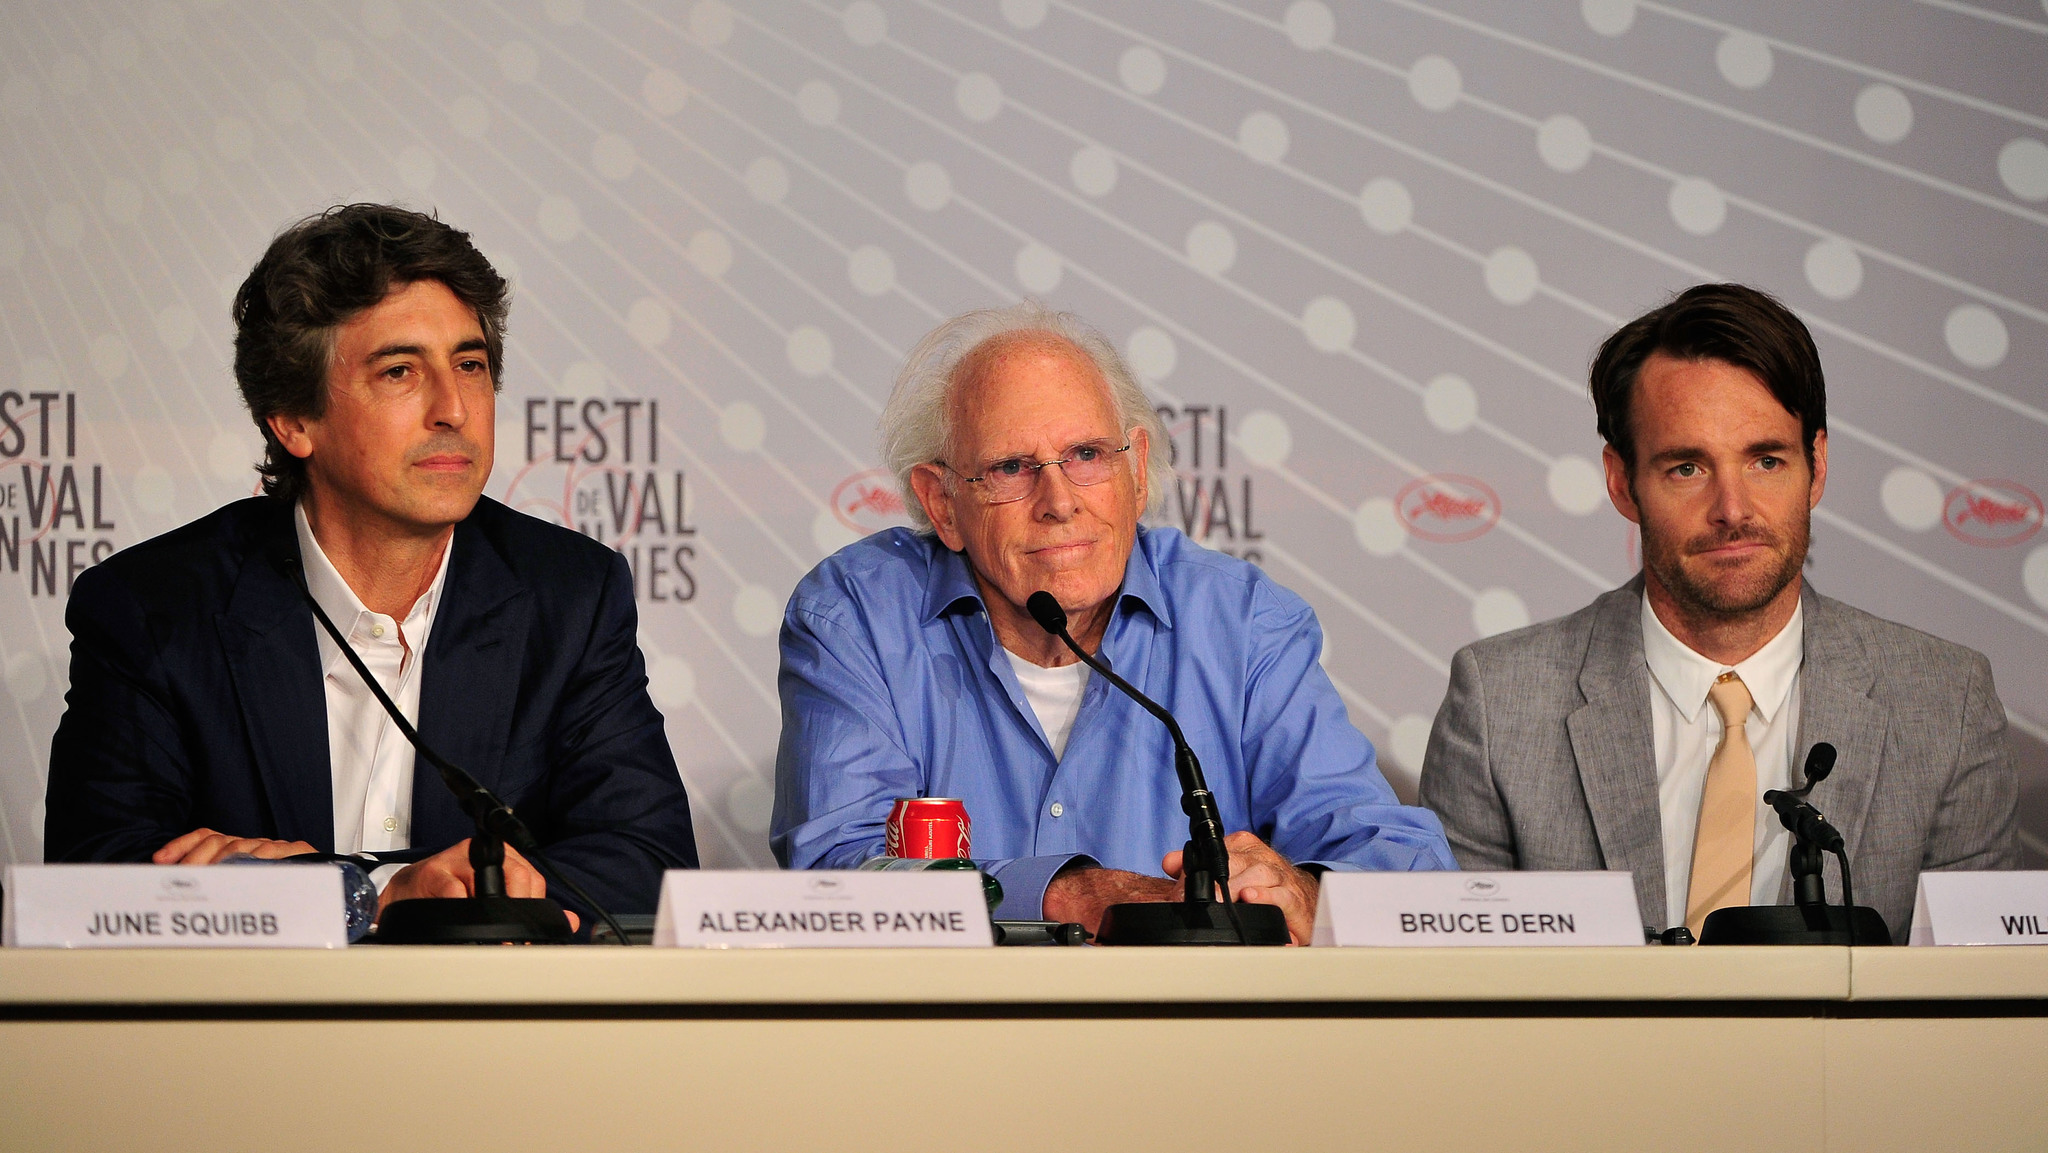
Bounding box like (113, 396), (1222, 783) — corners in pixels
(45, 565), (196, 863)
(1238, 578), (1456, 872)
(770, 590), (1087, 919)
(525, 550), (700, 917)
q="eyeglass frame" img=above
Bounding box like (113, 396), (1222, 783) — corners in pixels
(934, 434), (1136, 505)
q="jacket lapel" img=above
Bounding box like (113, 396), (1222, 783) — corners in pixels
(1792, 584), (1886, 870)
(1567, 581), (1667, 922)
(411, 519), (530, 848)
(215, 506), (334, 852)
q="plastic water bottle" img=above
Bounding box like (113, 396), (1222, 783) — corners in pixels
(221, 854), (378, 943)
(858, 855), (1004, 912)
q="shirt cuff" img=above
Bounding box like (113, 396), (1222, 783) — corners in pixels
(983, 853), (1097, 920)
(369, 863), (405, 893)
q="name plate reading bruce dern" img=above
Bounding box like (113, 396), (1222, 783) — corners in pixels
(654, 870), (994, 948)
(2, 863), (348, 949)
(1910, 871), (2048, 946)
(1312, 870), (1644, 947)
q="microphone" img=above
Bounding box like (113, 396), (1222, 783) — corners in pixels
(1024, 591), (1287, 946)
(1764, 743), (1845, 852)
(1699, 740), (1889, 945)
(276, 550), (627, 945)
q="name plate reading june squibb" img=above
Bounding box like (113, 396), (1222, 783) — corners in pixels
(653, 870), (994, 948)
(1910, 871), (2048, 946)
(1312, 871), (1644, 947)
(2, 863), (348, 949)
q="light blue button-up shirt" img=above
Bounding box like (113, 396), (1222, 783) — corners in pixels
(771, 526), (1455, 919)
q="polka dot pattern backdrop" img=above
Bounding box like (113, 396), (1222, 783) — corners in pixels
(0, 0), (2043, 868)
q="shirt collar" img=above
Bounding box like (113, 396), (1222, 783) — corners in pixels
(294, 501), (454, 670)
(917, 526), (1172, 629)
(1641, 592), (1803, 725)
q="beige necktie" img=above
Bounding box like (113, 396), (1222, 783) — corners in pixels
(1685, 672), (1757, 935)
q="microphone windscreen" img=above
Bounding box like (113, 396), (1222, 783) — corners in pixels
(1026, 591), (1067, 635)
(1804, 742), (1837, 783)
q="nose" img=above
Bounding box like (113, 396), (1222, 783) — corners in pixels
(425, 366), (472, 431)
(1706, 468), (1754, 528)
(1030, 459), (1083, 522)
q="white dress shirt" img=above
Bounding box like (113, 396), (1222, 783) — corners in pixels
(1642, 595), (1804, 928)
(1004, 648), (1091, 761)
(294, 503), (452, 858)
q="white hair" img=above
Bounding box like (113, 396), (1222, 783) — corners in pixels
(879, 300), (1171, 533)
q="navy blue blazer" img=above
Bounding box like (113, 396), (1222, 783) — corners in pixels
(44, 495), (698, 916)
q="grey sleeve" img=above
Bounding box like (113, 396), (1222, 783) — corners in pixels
(1417, 646), (1518, 871)
(1922, 651), (2021, 872)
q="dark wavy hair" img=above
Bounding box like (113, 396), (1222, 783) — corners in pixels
(1589, 283), (1826, 473)
(231, 204), (509, 502)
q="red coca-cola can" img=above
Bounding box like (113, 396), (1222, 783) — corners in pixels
(885, 797), (971, 859)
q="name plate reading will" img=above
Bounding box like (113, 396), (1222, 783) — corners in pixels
(2, 863), (347, 949)
(1313, 870), (1644, 947)
(654, 870), (993, 948)
(1910, 871), (2048, 946)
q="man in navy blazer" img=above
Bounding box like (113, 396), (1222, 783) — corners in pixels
(44, 204), (696, 920)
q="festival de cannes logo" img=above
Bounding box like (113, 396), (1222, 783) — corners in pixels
(1396, 474), (1501, 543)
(1943, 480), (2042, 547)
(831, 468), (914, 534)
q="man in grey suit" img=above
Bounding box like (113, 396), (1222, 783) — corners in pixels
(1418, 284), (2017, 943)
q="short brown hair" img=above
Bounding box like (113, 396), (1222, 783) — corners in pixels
(1589, 283), (1826, 472)
(232, 204), (509, 502)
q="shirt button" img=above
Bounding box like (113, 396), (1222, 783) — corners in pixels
(370, 624), (386, 638)
(382, 816), (398, 832)
(1050, 802), (1064, 818)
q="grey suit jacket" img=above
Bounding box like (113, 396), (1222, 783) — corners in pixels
(1417, 577), (2018, 943)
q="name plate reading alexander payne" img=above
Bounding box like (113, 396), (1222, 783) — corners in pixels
(1910, 871), (2048, 946)
(2, 863), (347, 949)
(654, 870), (994, 948)
(1312, 870), (1644, 947)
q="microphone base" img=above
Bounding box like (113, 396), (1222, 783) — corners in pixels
(1097, 899), (1290, 946)
(1698, 904), (1893, 947)
(370, 896), (576, 945)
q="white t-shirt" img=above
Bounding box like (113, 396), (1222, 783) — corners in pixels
(1003, 647), (1091, 761)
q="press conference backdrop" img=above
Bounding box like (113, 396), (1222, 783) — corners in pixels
(0, 0), (2042, 870)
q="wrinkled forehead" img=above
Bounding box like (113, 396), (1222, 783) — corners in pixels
(946, 331), (1121, 458)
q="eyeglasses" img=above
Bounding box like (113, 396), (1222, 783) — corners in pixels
(938, 438), (1132, 505)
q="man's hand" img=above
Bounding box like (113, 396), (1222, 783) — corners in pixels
(1042, 865), (1180, 940)
(379, 839), (580, 931)
(1165, 831), (1321, 946)
(154, 828), (316, 865)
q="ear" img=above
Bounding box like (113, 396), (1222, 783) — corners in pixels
(1807, 428), (1828, 508)
(1127, 426), (1151, 512)
(910, 463), (965, 552)
(266, 412), (317, 461)
(1603, 444), (1640, 525)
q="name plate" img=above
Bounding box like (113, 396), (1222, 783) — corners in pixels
(1910, 871), (2048, 946)
(1312, 870), (1644, 947)
(2, 864), (347, 949)
(654, 870), (993, 948)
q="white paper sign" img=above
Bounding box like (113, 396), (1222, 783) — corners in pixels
(1312, 870), (1644, 947)
(654, 870), (994, 948)
(2, 863), (347, 949)
(1909, 871), (2048, 946)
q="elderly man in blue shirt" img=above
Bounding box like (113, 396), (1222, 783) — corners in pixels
(772, 302), (1453, 943)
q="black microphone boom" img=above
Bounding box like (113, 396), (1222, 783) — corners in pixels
(1024, 591), (1287, 946)
(278, 552), (626, 945)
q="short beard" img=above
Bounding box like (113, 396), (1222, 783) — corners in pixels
(1635, 485), (1809, 621)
